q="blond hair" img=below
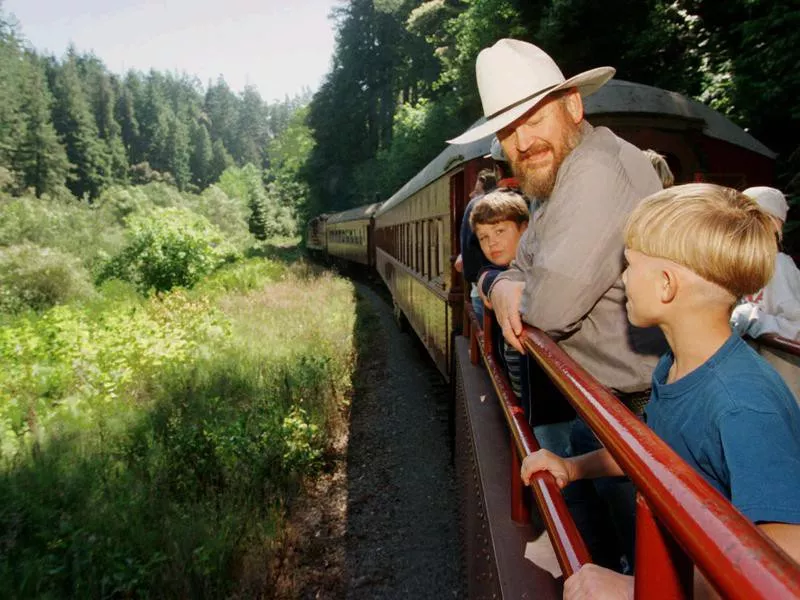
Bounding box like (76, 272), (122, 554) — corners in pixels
(624, 183), (776, 297)
(643, 149), (674, 188)
(470, 188), (529, 229)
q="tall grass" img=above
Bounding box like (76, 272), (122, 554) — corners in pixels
(0, 254), (357, 597)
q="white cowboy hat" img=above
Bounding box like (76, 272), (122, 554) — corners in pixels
(447, 39), (615, 145)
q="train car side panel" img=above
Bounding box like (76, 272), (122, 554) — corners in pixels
(327, 218), (371, 266)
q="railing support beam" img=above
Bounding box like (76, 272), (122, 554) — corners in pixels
(635, 494), (693, 599)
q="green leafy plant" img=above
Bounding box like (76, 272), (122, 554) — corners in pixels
(98, 207), (240, 293)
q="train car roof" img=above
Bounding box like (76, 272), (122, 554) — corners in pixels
(376, 80), (774, 217)
(326, 201), (383, 224)
(586, 80), (775, 159)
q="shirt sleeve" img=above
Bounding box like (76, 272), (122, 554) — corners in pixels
(513, 150), (634, 337)
(718, 408), (800, 524)
(747, 254), (800, 341)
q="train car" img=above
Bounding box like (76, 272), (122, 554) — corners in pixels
(311, 79), (800, 598)
(305, 214), (328, 256)
(373, 79), (777, 381)
(325, 202), (382, 268)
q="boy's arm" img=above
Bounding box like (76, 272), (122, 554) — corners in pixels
(759, 522), (800, 563)
(520, 448), (624, 488)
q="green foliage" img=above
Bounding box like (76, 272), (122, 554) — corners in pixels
(0, 254), (358, 597)
(98, 207), (239, 294)
(0, 193), (125, 271)
(0, 243), (95, 313)
(218, 164), (297, 240)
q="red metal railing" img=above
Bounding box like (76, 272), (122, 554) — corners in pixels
(467, 304), (800, 598)
(466, 304), (591, 578)
(759, 332), (800, 357)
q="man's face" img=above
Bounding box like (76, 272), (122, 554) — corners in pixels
(497, 92), (583, 199)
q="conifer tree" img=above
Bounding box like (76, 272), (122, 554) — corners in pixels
(209, 139), (234, 184)
(164, 112), (191, 190)
(15, 53), (70, 196)
(50, 55), (110, 198)
(189, 120), (213, 186)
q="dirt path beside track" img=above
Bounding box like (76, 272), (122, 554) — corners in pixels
(270, 281), (463, 599)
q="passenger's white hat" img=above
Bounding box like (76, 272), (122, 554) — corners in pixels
(482, 136), (508, 162)
(744, 186), (789, 223)
(447, 39), (615, 145)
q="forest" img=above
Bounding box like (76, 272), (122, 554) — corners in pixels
(303, 0), (798, 220)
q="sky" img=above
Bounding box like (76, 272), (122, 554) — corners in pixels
(3, 0), (342, 102)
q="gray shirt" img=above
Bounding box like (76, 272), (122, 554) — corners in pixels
(495, 122), (666, 393)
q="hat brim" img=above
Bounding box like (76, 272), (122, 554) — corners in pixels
(447, 67), (615, 145)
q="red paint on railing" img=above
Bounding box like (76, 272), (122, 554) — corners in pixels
(523, 327), (800, 599)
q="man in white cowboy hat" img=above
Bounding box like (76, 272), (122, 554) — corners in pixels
(450, 39), (667, 577)
(450, 38), (665, 399)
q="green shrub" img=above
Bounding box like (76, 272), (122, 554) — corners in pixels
(98, 207), (240, 294)
(0, 243), (95, 313)
(0, 253), (358, 597)
(192, 185), (252, 251)
(0, 193), (125, 271)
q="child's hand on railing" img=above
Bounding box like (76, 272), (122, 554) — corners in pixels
(520, 449), (575, 489)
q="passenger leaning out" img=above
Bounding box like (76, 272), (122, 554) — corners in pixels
(469, 188), (529, 405)
(522, 184), (800, 598)
(731, 186), (800, 341)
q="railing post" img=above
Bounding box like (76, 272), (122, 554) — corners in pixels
(510, 440), (530, 524)
(483, 309), (493, 359)
(634, 494), (693, 600)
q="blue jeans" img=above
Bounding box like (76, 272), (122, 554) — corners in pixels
(563, 418), (637, 573)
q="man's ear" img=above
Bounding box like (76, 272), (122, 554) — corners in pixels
(519, 221), (529, 233)
(563, 89), (584, 124)
(660, 267), (678, 303)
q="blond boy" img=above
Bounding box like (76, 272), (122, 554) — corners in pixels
(521, 184), (800, 598)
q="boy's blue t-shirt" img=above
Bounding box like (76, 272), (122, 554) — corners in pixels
(645, 334), (800, 525)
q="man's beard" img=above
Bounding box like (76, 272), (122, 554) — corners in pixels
(514, 118), (581, 199)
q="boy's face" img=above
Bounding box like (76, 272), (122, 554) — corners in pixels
(621, 248), (663, 327)
(475, 220), (528, 267)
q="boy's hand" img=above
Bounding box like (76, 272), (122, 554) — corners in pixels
(477, 272), (492, 309)
(520, 449), (575, 489)
(564, 564), (634, 600)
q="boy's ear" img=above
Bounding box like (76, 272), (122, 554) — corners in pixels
(520, 221), (529, 233)
(660, 268), (678, 303)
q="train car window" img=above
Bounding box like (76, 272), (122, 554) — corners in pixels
(437, 219), (444, 279)
(416, 221), (423, 274)
(423, 220), (429, 279)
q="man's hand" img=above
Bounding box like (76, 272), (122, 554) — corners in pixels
(520, 449), (575, 489)
(454, 254), (463, 273)
(488, 279), (525, 352)
(564, 564), (634, 600)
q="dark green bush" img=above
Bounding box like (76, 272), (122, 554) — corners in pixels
(98, 207), (240, 294)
